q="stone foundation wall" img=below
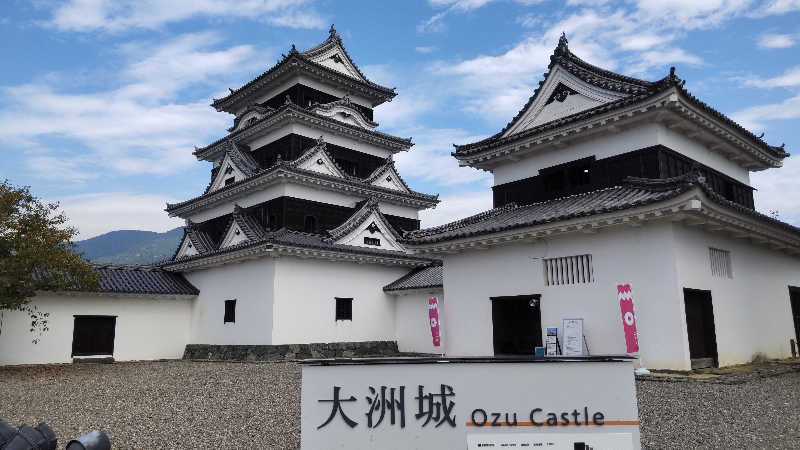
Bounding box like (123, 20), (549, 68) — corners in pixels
(183, 341), (401, 361)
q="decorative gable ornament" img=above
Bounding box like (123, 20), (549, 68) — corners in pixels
(365, 157), (411, 193)
(207, 140), (260, 193)
(219, 205), (267, 249)
(310, 96), (379, 130)
(326, 198), (405, 252)
(502, 67), (629, 137)
(293, 137), (348, 178)
(301, 25), (370, 82)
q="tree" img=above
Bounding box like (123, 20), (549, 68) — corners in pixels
(0, 180), (98, 340)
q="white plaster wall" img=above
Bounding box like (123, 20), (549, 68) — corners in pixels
(271, 257), (408, 344)
(0, 294), (191, 366)
(393, 290), (445, 354)
(439, 222), (689, 369)
(492, 123), (749, 186)
(185, 258), (275, 345)
(671, 224), (800, 366)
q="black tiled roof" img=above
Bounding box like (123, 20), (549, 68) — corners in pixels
(166, 148), (439, 214)
(383, 263), (443, 292)
(195, 102), (412, 159)
(211, 27), (395, 111)
(92, 265), (199, 296)
(452, 34), (788, 160)
(403, 173), (800, 245)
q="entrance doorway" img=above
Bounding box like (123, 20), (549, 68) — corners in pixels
(790, 287), (800, 350)
(71, 316), (117, 357)
(491, 295), (542, 355)
(683, 289), (718, 369)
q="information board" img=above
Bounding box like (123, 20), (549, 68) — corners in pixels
(300, 358), (641, 449)
(562, 318), (584, 356)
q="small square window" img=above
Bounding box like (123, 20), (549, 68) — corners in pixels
(335, 297), (352, 321)
(224, 299), (236, 323)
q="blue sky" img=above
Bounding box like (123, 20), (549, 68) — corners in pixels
(1, 0), (800, 238)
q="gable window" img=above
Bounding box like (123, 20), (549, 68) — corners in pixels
(335, 297), (352, 321)
(709, 248), (733, 278)
(304, 215), (317, 233)
(224, 177), (236, 186)
(544, 254), (594, 286)
(224, 299), (236, 323)
(364, 237), (381, 246)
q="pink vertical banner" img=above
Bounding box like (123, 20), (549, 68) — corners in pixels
(618, 284), (640, 354)
(428, 297), (441, 347)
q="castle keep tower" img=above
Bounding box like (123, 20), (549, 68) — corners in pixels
(161, 27), (438, 347)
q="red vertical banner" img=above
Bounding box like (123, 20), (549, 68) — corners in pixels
(428, 297), (441, 347)
(617, 284), (640, 354)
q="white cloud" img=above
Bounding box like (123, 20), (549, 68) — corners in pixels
(741, 66), (800, 88)
(731, 94), (800, 129)
(57, 192), (183, 239)
(0, 32), (262, 181)
(752, 155), (800, 226)
(752, 0), (800, 16)
(415, 46), (438, 54)
(419, 189), (493, 228)
(757, 32), (797, 48)
(393, 127), (492, 188)
(45, 0), (326, 32)
(419, 0), (498, 32)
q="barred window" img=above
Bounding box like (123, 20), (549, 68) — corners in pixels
(544, 254), (594, 286)
(335, 297), (352, 321)
(709, 248), (733, 278)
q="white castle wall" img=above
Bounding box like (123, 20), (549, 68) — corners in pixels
(437, 220), (799, 370)
(672, 224), (800, 366)
(184, 258), (276, 345)
(270, 257), (408, 345)
(393, 290), (445, 355)
(439, 222), (691, 369)
(0, 294), (192, 366)
(492, 123), (750, 187)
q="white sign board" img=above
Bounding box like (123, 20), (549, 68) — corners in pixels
(562, 318), (584, 356)
(300, 358), (640, 449)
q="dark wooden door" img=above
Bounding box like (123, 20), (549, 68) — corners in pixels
(491, 295), (542, 355)
(790, 287), (800, 347)
(72, 316), (117, 356)
(683, 289), (718, 367)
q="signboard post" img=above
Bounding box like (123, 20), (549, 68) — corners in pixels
(561, 318), (584, 356)
(617, 284), (640, 354)
(428, 297), (441, 347)
(301, 357), (641, 449)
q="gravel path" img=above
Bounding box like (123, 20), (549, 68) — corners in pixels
(1, 360), (798, 449)
(0, 360), (301, 449)
(637, 364), (800, 449)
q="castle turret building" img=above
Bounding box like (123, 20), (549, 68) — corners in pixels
(403, 34), (800, 370)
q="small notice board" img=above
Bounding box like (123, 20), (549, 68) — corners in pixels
(562, 318), (584, 356)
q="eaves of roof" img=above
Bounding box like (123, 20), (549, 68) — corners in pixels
(165, 160), (439, 216)
(211, 50), (395, 113)
(402, 173), (800, 248)
(160, 228), (434, 271)
(194, 102), (412, 161)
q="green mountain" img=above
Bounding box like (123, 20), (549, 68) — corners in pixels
(75, 227), (184, 265)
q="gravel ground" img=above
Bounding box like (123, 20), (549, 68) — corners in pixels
(0, 360), (301, 449)
(637, 362), (800, 449)
(1, 360), (798, 449)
